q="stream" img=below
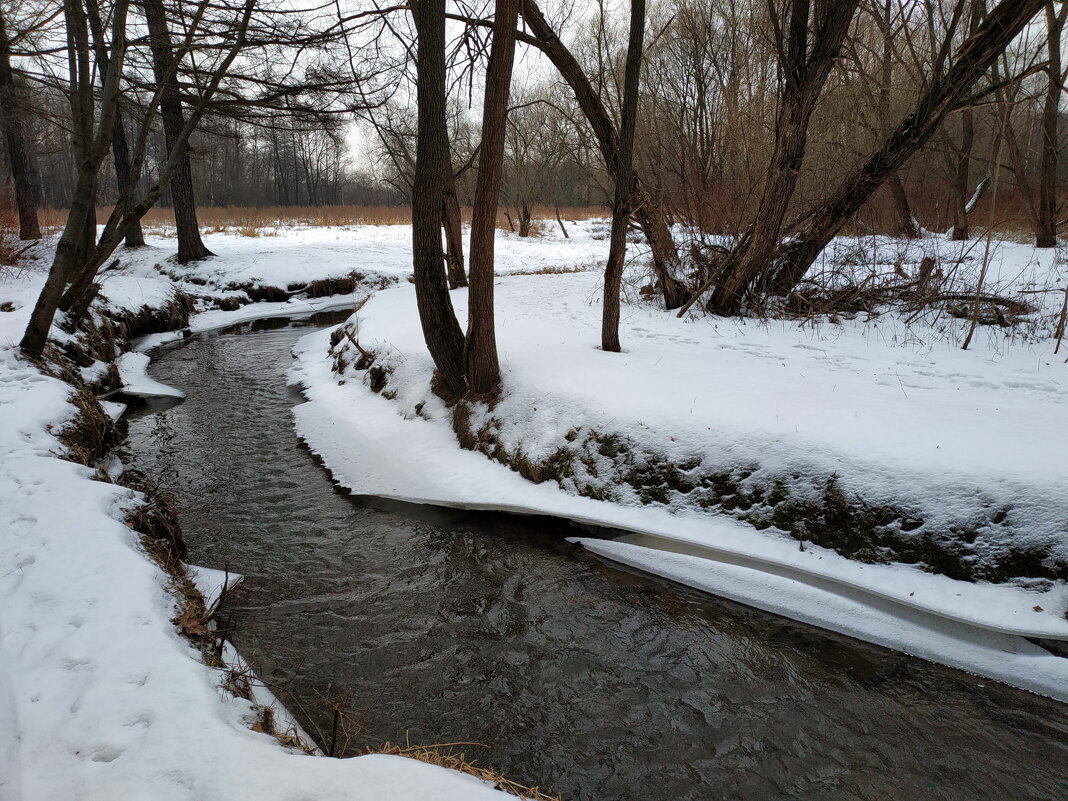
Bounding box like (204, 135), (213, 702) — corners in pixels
(120, 313), (1068, 801)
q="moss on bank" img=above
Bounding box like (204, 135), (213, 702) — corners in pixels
(325, 327), (1061, 584)
(440, 398), (1067, 586)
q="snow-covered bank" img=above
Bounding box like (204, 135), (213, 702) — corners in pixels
(0, 259), (518, 799)
(290, 239), (1068, 699)
(291, 323), (1068, 698)
(4, 219), (1068, 799)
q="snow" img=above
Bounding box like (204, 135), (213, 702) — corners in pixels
(116, 352), (185, 398)
(286, 231), (1068, 699)
(296, 238), (1068, 550)
(3, 220), (1067, 800)
(291, 322), (1068, 698)
(578, 538), (1068, 700)
(0, 256), (515, 800)
(75, 221), (605, 302)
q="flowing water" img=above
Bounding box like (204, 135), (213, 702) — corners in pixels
(121, 314), (1068, 801)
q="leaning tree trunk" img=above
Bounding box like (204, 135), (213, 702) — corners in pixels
(142, 0), (211, 262)
(85, 0), (143, 248)
(466, 0), (519, 395)
(771, 0), (1047, 293)
(520, 0), (686, 309)
(707, 0), (861, 317)
(0, 9), (41, 240)
(602, 0), (644, 353)
(411, 0), (466, 399)
(1037, 0), (1065, 248)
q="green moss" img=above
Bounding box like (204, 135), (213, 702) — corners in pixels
(444, 411), (1066, 584)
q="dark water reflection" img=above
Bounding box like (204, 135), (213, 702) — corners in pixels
(121, 315), (1068, 801)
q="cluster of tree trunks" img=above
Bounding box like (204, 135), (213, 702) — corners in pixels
(10, 0), (1057, 383)
(519, 0), (688, 310)
(21, 0), (131, 356)
(703, 0), (861, 316)
(20, 0), (256, 356)
(682, 0), (1049, 317)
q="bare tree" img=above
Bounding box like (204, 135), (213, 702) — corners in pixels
(142, 0), (212, 262)
(602, 0), (644, 353)
(0, 6), (41, 240)
(680, 0), (1045, 315)
(21, 0), (258, 355)
(518, 0), (688, 309)
(946, 0), (987, 241)
(703, 0), (862, 316)
(1036, 0), (1066, 247)
(20, 0), (130, 355)
(85, 0), (143, 247)
(410, 0), (466, 399)
(465, 0), (520, 395)
(772, 0), (1047, 293)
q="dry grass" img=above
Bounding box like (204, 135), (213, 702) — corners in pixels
(38, 205), (415, 232)
(366, 741), (561, 801)
(0, 198), (25, 264)
(508, 265), (591, 276)
(37, 204), (609, 236)
(56, 383), (123, 466)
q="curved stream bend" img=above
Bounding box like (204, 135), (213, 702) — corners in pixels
(121, 314), (1068, 801)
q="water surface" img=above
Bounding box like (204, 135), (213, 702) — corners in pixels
(122, 315), (1068, 801)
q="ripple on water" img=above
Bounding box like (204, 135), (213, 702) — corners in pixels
(122, 317), (1068, 801)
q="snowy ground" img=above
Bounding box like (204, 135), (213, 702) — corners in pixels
(2, 220), (1067, 800)
(0, 228), (543, 800)
(290, 228), (1068, 699)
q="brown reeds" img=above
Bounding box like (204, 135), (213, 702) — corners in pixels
(365, 741), (562, 801)
(36, 204), (609, 235)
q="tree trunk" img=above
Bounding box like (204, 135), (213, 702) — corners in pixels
(0, 9), (41, 240)
(950, 0), (986, 241)
(411, 0), (466, 399)
(707, 0), (860, 316)
(950, 108), (975, 240)
(888, 173), (920, 237)
(769, 0), (1045, 297)
(113, 110), (145, 247)
(142, 0), (212, 262)
(442, 171), (467, 288)
(602, 0), (644, 353)
(466, 0), (519, 395)
(1003, 114), (1043, 237)
(1037, 0), (1065, 248)
(520, 0), (686, 309)
(517, 201), (531, 237)
(876, 0), (919, 239)
(84, 0), (143, 248)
